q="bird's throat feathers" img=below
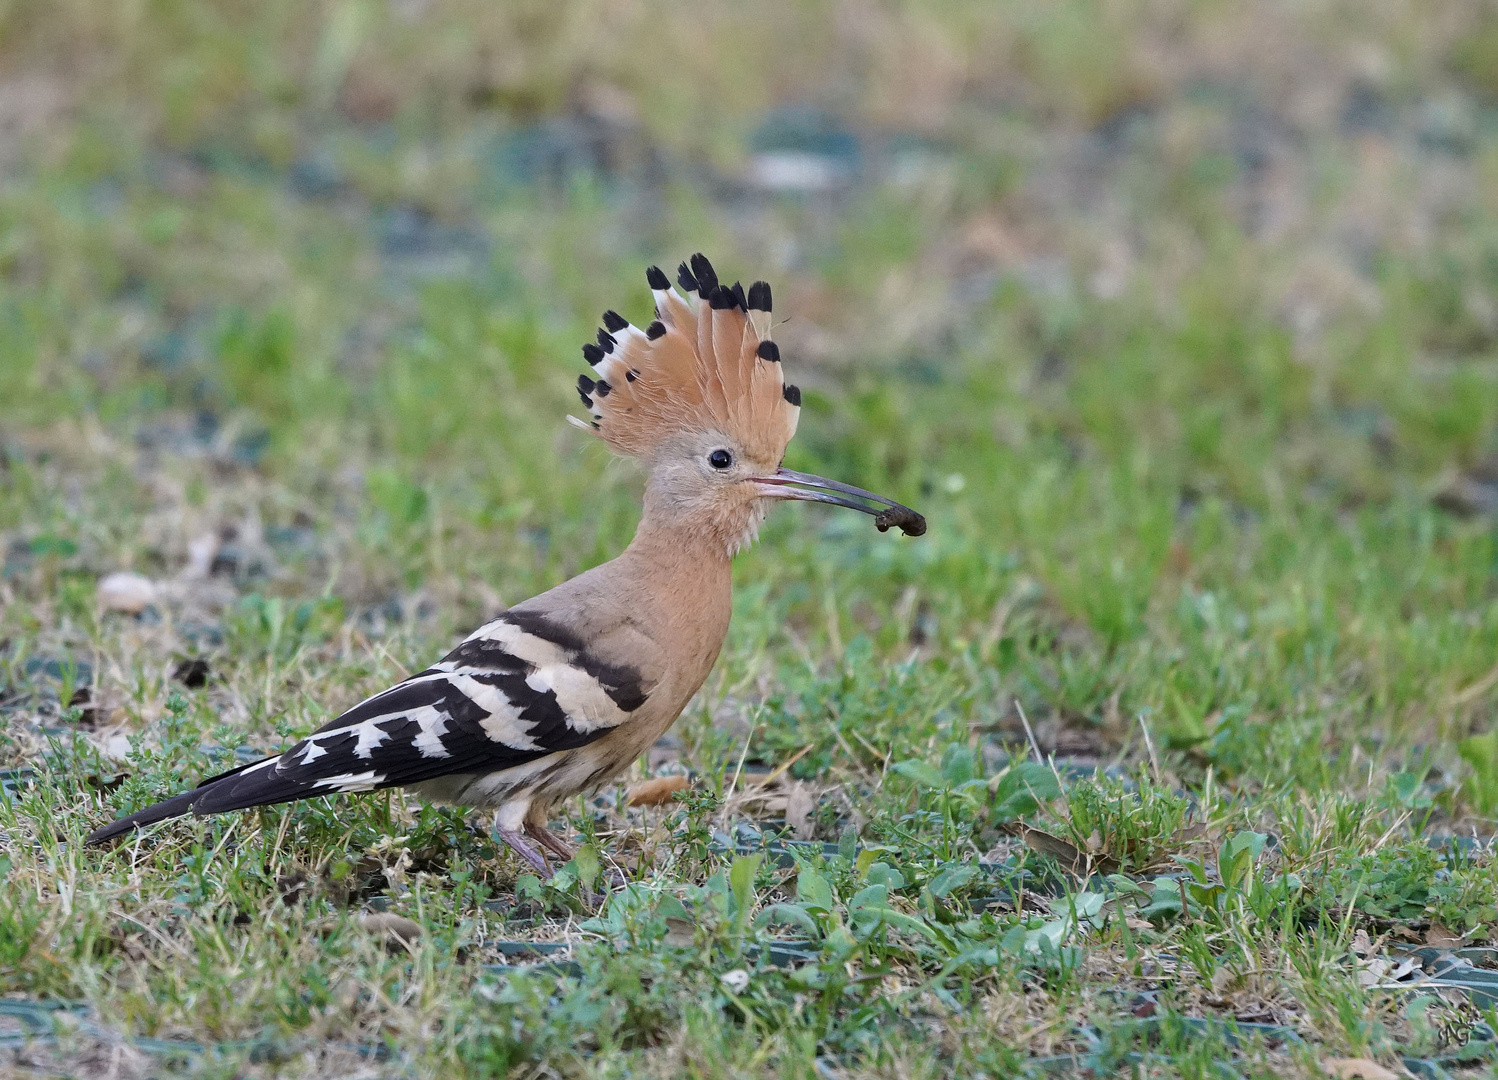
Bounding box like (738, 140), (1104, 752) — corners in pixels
(637, 469), (770, 558)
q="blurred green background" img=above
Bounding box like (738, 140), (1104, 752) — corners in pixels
(3, 0), (1498, 787)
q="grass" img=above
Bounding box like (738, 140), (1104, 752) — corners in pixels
(4, 0), (1498, 1075)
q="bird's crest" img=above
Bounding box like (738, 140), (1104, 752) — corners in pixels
(573, 254), (800, 463)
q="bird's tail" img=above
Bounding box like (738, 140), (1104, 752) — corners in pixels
(84, 755), (310, 846)
(83, 788), (205, 845)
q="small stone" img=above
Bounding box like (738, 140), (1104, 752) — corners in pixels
(97, 572), (157, 614)
(361, 912), (422, 952)
(720, 969), (749, 993)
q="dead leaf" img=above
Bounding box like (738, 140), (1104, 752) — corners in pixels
(276, 871), (313, 906)
(83, 770), (127, 792)
(171, 657), (211, 688)
(68, 687), (98, 728)
(361, 912), (422, 953)
(1021, 826), (1077, 858)
(1015, 826), (1118, 875)
(663, 917), (695, 947)
(1322, 1058), (1399, 1080)
(784, 783), (817, 840)
(1233, 1005), (1279, 1024)
(626, 775), (691, 806)
(1388, 955), (1421, 982)
(1357, 958), (1389, 988)
(1425, 922), (1466, 948)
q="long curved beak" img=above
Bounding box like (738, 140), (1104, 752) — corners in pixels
(753, 468), (926, 536)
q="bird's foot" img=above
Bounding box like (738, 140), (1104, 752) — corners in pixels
(522, 823), (629, 905)
(495, 826), (552, 878)
(525, 822), (576, 863)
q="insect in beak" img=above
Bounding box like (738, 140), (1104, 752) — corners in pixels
(753, 468), (926, 536)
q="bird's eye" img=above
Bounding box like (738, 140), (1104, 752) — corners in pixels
(708, 449), (733, 470)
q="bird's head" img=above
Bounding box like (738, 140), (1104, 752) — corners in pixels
(574, 254), (924, 555)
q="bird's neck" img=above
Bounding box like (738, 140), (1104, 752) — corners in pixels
(624, 508), (736, 580)
(618, 508), (736, 672)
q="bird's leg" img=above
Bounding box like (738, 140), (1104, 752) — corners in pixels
(527, 823), (596, 908)
(495, 821), (552, 878)
(525, 822), (576, 863)
(525, 820), (627, 898)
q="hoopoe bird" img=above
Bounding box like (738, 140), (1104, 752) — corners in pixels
(86, 254), (925, 876)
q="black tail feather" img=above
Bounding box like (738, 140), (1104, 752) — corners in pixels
(84, 788), (205, 846)
(84, 755), (318, 847)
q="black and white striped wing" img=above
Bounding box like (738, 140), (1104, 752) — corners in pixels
(85, 610), (653, 842)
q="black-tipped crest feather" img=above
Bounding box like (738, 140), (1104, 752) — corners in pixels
(583, 254), (801, 461)
(689, 253), (718, 296)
